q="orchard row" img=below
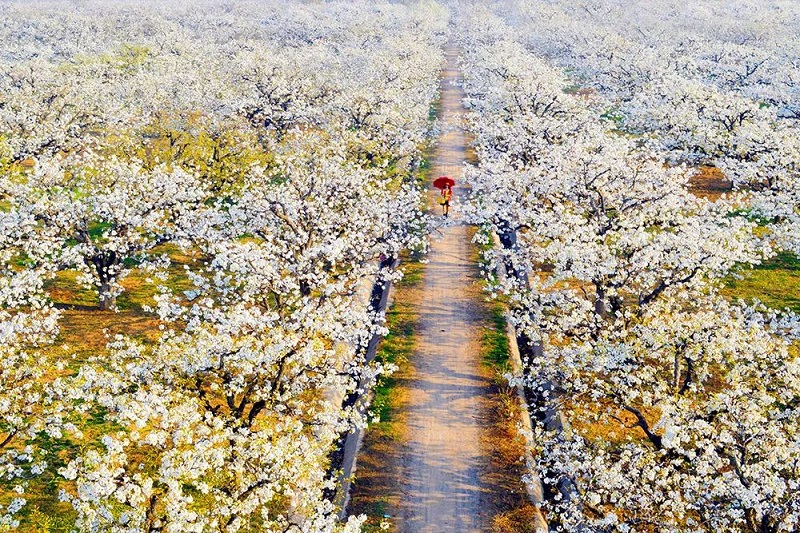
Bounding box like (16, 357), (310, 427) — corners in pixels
(459, 3), (799, 532)
(1, 2), (447, 531)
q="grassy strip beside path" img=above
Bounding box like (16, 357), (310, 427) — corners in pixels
(474, 234), (543, 533)
(348, 253), (425, 532)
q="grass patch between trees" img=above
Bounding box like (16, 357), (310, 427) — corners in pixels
(723, 251), (800, 313)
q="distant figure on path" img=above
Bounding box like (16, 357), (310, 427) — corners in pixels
(433, 176), (455, 217)
(440, 183), (452, 217)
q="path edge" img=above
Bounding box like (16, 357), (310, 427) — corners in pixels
(491, 231), (549, 532)
(335, 258), (399, 519)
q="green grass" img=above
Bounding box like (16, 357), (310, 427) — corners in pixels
(357, 498), (393, 533)
(723, 251), (800, 312)
(8, 437), (76, 532)
(428, 99), (443, 122)
(370, 256), (424, 433)
(482, 302), (511, 374)
(472, 225), (512, 375)
(397, 251), (425, 288)
(367, 140), (432, 429)
(350, 252), (425, 531)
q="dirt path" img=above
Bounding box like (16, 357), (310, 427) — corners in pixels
(347, 44), (528, 532)
(391, 45), (497, 533)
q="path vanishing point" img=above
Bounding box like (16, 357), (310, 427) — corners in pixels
(393, 45), (498, 533)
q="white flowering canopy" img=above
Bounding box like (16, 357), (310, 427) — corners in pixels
(0, 0), (447, 530)
(458, 3), (800, 532)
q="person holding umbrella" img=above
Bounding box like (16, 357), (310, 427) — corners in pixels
(433, 176), (455, 217)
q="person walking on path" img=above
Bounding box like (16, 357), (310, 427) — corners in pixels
(440, 183), (452, 217)
(434, 176), (455, 218)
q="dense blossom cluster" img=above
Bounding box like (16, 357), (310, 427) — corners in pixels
(0, 1), (446, 531)
(458, 3), (800, 532)
(501, 0), (800, 253)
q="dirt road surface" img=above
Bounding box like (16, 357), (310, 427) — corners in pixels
(392, 45), (497, 533)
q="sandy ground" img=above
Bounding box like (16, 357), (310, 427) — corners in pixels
(390, 45), (498, 533)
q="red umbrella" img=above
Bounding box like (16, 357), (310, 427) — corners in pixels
(433, 176), (455, 190)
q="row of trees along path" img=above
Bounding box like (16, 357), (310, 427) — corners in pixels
(350, 45), (515, 532)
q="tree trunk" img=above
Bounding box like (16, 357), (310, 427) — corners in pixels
(89, 250), (118, 311)
(98, 280), (116, 311)
(594, 284), (607, 318)
(673, 351), (681, 393)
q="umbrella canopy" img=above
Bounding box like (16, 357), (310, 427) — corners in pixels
(433, 176), (455, 189)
